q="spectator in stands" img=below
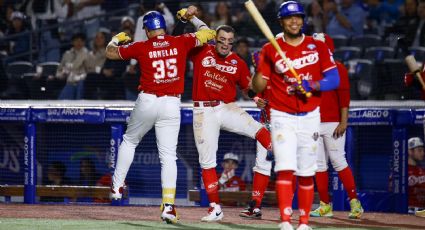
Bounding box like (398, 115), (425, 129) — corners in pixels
(365, 0), (403, 35)
(40, 161), (72, 202)
(218, 152), (246, 192)
(134, 1), (174, 42)
(78, 158), (99, 186)
(385, 0), (419, 46)
(306, 0), (325, 34)
(5, 11), (30, 62)
(234, 0), (278, 37)
(23, 0), (71, 62)
(120, 16), (135, 37)
(235, 38), (253, 70)
(210, 1), (234, 29)
(70, 0), (104, 40)
(324, 0), (367, 38)
(83, 29), (108, 99)
(407, 137), (425, 211)
(56, 32), (91, 99)
(122, 62), (139, 100)
(411, 1), (425, 47)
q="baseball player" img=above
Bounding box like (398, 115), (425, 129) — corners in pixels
(251, 2), (340, 230)
(105, 11), (215, 224)
(239, 51), (273, 219)
(174, 7), (273, 222)
(309, 33), (364, 219)
(407, 137), (425, 213)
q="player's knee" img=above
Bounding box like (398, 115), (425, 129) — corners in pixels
(122, 134), (140, 146)
(200, 161), (216, 169)
(331, 158), (348, 171)
(253, 165), (272, 176)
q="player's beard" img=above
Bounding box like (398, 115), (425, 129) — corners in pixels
(284, 30), (302, 39)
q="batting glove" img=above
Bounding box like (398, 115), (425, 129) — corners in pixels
(110, 32), (131, 46)
(195, 29), (216, 45)
(177, 7), (195, 22)
(294, 80), (320, 94)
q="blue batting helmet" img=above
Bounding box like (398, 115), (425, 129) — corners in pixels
(143, 11), (166, 30)
(277, 1), (305, 19)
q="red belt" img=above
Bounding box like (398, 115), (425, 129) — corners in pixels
(142, 91), (180, 98)
(193, 101), (221, 107)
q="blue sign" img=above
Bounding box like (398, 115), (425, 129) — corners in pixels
(105, 109), (131, 123)
(348, 109), (393, 125)
(0, 107), (29, 122)
(413, 109), (425, 125)
(31, 108), (105, 123)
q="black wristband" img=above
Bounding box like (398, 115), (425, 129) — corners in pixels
(247, 89), (257, 99)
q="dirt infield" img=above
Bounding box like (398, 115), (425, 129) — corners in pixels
(0, 204), (424, 229)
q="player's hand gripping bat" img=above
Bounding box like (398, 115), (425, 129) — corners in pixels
(244, 0), (312, 98)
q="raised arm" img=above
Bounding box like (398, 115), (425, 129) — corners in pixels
(105, 32), (132, 60)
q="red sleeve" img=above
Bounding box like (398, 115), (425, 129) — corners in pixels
(118, 41), (144, 60)
(316, 40), (337, 73)
(336, 62), (350, 108)
(257, 44), (271, 80)
(177, 33), (198, 53)
(238, 59), (251, 90)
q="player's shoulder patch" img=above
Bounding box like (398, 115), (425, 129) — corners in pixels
(307, 43), (316, 50)
(230, 59), (238, 65)
(122, 42), (136, 48)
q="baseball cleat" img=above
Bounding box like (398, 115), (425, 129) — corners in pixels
(161, 203), (178, 224)
(201, 202), (223, 222)
(310, 201), (333, 217)
(296, 224), (312, 230)
(239, 207), (262, 219)
(110, 185), (124, 200)
(279, 221), (294, 230)
(348, 198), (364, 219)
(415, 209), (425, 217)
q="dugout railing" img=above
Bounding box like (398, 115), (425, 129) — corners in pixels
(0, 100), (424, 213)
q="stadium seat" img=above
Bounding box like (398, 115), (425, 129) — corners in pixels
(25, 62), (60, 99)
(37, 62), (60, 77)
(379, 59), (410, 99)
(345, 59), (374, 99)
(333, 46), (362, 62)
(363, 46), (396, 63)
(1, 61), (33, 99)
(350, 34), (382, 51)
(330, 35), (349, 49)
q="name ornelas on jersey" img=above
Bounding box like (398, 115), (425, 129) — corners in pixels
(149, 47), (178, 59)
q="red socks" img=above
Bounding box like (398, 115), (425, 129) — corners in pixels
(251, 172), (270, 208)
(276, 171), (294, 222)
(338, 167), (358, 200)
(297, 176), (314, 225)
(202, 168), (220, 204)
(315, 171), (330, 204)
(255, 127), (272, 150)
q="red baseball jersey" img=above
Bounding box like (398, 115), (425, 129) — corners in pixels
(118, 34), (197, 94)
(408, 165), (425, 208)
(190, 45), (251, 103)
(320, 61), (350, 122)
(258, 35), (337, 113)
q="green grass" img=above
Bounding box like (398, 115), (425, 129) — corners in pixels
(0, 218), (393, 230)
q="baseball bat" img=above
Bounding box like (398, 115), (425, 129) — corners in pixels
(244, 0), (312, 97)
(405, 55), (425, 90)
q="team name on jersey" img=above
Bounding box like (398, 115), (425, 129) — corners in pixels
(275, 53), (319, 74)
(409, 175), (425, 186)
(149, 48), (178, 59)
(201, 56), (237, 74)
